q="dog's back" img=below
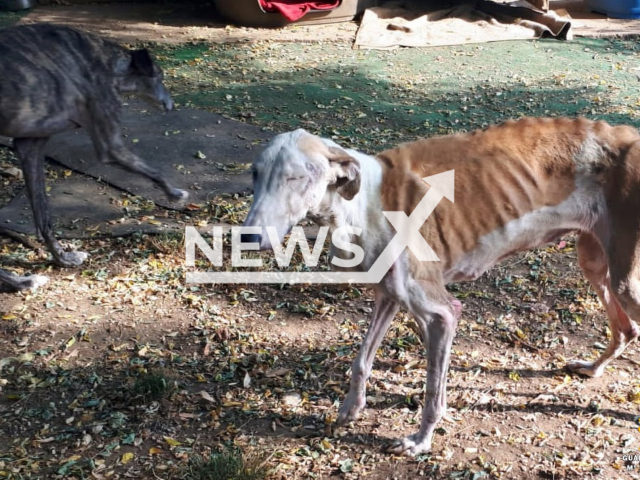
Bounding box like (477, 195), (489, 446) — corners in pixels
(377, 117), (640, 279)
(0, 23), (127, 137)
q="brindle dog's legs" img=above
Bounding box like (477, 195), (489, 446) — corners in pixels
(15, 137), (89, 267)
(0, 268), (48, 291)
(86, 101), (188, 202)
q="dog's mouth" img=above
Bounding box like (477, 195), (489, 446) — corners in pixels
(140, 94), (173, 112)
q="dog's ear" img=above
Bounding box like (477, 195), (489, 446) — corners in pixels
(130, 49), (155, 76)
(327, 146), (361, 200)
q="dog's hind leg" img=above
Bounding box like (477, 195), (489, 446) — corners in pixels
(85, 102), (188, 202)
(387, 275), (459, 456)
(15, 137), (89, 268)
(337, 288), (399, 426)
(0, 268), (48, 291)
(567, 232), (639, 377)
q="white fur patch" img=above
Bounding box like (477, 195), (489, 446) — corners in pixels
(445, 177), (605, 283)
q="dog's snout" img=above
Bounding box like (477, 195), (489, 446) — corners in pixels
(157, 84), (174, 111)
(241, 233), (261, 245)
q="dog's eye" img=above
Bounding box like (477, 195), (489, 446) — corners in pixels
(286, 176), (306, 184)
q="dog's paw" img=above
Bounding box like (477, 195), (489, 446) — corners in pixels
(566, 359), (604, 378)
(387, 433), (432, 457)
(58, 251), (89, 268)
(12, 274), (48, 292)
(336, 393), (366, 426)
(167, 188), (189, 203)
(25, 274), (49, 291)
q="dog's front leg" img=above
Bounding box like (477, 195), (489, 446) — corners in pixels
(388, 279), (459, 456)
(337, 289), (399, 425)
(15, 137), (89, 268)
(86, 103), (188, 203)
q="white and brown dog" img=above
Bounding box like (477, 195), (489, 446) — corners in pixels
(242, 117), (640, 456)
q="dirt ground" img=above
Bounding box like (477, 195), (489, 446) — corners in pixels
(1, 225), (639, 479)
(1, 3), (640, 480)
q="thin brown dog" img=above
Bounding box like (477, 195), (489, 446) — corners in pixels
(242, 117), (640, 455)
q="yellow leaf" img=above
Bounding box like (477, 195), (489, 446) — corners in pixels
(1, 314), (16, 321)
(164, 436), (182, 446)
(18, 353), (34, 363)
(121, 452), (134, 464)
(60, 455), (82, 464)
(149, 447), (162, 455)
(64, 170), (72, 177)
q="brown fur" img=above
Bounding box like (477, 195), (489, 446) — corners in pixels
(243, 118), (640, 455)
(377, 117), (640, 273)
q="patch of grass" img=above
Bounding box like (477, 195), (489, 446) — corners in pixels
(132, 370), (175, 402)
(0, 10), (26, 29)
(144, 231), (184, 255)
(184, 448), (268, 480)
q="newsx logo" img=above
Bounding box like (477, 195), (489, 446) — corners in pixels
(184, 171), (455, 284)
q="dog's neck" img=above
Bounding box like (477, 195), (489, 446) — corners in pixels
(311, 148), (382, 229)
(309, 147), (389, 269)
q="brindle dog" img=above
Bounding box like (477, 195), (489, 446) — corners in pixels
(0, 23), (188, 291)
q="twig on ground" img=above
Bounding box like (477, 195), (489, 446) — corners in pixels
(0, 226), (41, 251)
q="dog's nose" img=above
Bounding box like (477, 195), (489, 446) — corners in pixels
(240, 233), (261, 245)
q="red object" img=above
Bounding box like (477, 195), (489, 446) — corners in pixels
(259, 0), (341, 22)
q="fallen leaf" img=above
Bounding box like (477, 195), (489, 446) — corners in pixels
(164, 436), (182, 447)
(199, 391), (216, 403)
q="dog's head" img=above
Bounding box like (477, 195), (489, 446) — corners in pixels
(243, 129), (361, 250)
(114, 48), (173, 111)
